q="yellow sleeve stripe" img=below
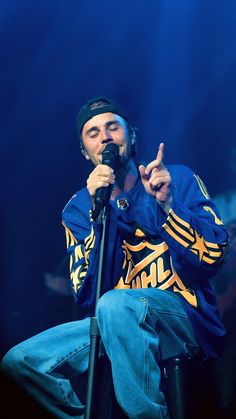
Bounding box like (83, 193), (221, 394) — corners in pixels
(173, 286), (198, 307)
(70, 266), (83, 292)
(69, 254), (73, 271)
(62, 222), (78, 248)
(74, 244), (84, 263)
(163, 210), (224, 263)
(70, 263), (89, 288)
(202, 255), (219, 264)
(165, 222), (223, 261)
(90, 234), (96, 250)
(71, 277), (81, 294)
(166, 210), (224, 251)
(71, 265), (82, 279)
(203, 240), (221, 249)
(84, 226), (95, 248)
(167, 215), (194, 242)
(203, 206), (223, 225)
(194, 175), (210, 199)
(62, 223), (96, 293)
(168, 209), (193, 230)
(163, 222), (191, 249)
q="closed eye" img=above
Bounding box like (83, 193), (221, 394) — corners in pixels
(87, 129), (99, 138)
(109, 125), (119, 131)
(107, 122), (121, 132)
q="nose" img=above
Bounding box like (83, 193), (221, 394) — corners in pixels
(101, 128), (113, 144)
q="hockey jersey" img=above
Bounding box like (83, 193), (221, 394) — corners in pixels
(62, 164), (228, 358)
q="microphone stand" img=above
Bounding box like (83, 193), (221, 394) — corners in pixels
(85, 200), (111, 419)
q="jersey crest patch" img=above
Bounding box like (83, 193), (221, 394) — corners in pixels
(115, 233), (197, 307)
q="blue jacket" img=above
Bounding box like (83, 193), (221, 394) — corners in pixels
(62, 164), (228, 358)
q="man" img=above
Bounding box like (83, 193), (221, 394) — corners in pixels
(1, 96), (228, 419)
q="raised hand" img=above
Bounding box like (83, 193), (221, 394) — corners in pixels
(138, 143), (172, 213)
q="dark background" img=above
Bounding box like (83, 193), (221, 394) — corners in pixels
(0, 0), (235, 416)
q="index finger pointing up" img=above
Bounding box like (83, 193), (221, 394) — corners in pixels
(144, 142), (165, 175)
(156, 142), (164, 163)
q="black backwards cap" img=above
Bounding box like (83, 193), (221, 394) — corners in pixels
(77, 96), (129, 134)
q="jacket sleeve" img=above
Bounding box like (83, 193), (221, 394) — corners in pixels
(159, 165), (229, 276)
(61, 191), (102, 311)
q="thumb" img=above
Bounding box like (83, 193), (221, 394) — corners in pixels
(139, 164), (148, 180)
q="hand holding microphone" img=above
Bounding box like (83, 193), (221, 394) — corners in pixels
(87, 143), (120, 219)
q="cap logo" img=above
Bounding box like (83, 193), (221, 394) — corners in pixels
(89, 100), (109, 111)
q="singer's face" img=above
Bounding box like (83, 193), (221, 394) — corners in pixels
(81, 112), (133, 166)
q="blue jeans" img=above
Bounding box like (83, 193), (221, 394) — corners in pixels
(1, 289), (200, 418)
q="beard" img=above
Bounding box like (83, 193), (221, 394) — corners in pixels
(118, 139), (134, 167)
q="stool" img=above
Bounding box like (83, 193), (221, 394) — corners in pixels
(82, 355), (220, 418)
(161, 355), (220, 419)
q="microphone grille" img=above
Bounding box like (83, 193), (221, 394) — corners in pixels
(102, 144), (120, 170)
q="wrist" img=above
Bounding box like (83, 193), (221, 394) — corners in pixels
(156, 196), (172, 215)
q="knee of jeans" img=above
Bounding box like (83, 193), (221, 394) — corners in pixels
(1, 346), (24, 379)
(96, 289), (142, 325)
(97, 289), (119, 320)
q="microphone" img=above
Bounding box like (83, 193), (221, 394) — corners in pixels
(92, 143), (120, 220)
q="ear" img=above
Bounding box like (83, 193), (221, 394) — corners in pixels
(130, 135), (136, 150)
(80, 142), (90, 160)
(81, 148), (90, 160)
(128, 126), (136, 145)
(131, 137), (136, 146)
